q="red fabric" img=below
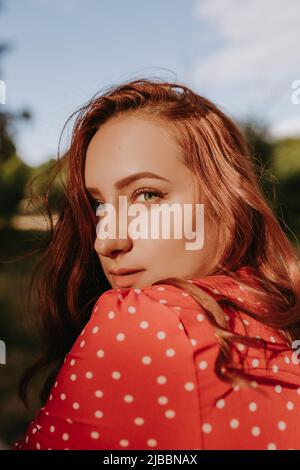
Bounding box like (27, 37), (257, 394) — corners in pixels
(12, 267), (300, 450)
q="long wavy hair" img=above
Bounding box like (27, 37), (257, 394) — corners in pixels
(19, 77), (300, 408)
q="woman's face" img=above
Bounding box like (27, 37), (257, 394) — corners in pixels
(84, 113), (220, 289)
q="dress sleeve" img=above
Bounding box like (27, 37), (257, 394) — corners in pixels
(12, 285), (203, 450)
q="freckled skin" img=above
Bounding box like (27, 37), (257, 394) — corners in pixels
(84, 114), (221, 289)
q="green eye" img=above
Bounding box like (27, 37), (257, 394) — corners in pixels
(134, 189), (163, 203)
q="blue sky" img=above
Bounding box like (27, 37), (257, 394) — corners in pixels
(1, 0), (300, 166)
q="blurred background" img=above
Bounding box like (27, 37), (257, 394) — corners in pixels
(0, 0), (299, 449)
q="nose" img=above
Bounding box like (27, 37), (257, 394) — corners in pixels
(94, 233), (132, 258)
(94, 205), (133, 258)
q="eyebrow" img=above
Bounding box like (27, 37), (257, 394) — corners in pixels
(86, 171), (171, 197)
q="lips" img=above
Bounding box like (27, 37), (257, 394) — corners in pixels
(109, 268), (144, 276)
(109, 268), (146, 287)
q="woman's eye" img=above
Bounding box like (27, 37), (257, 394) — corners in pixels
(134, 190), (163, 204)
(90, 190), (165, 214)
(91, 199), (106, 213)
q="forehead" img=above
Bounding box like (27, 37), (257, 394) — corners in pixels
(84, 114), (183, 185)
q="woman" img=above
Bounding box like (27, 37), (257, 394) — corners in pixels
(13, 78), (300, 450)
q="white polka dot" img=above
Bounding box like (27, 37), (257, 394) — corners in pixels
(157, 375), (167, 385)
(230, 419), (239, 429)
(95, 410), (103, 418)
(49, 394), (53, 400)
(112, 371), (121, 379)
(70, 374), (77, 381)
(216, 399), (225, 409)
(66, 418), (72, 424)
(242, 319), (250, 326)
(157, 286), (165, 291)
(50, 425), (55, 433)
(287, 401), (294, 410)
(36, 442), (40, 450)
(140, 321), (149, 329)
(191, 338), (197, 346)
(91, 431), (99, 439)
(199, 360), (208, 370)
(119, 439), (129, 447)
(92, 326), (99, 334)
(32, 428), (37, 434)
(54, 381), (58, 387)
(157, 331), (166, 340)
(147, 438), (157, 447)
(62, 433), (69, 441)
(108, 311), (115, 319)
(275, 385), (282, 393)
(251, 426), (261, 436)
(128, 306), (136, 314)
(96, 349), (105, 358)
(72, 402), (80, 410)
(284, 356), (291, 364)
(142, 355), (152, 365)
(165, 409), (175, 419)
(80, 340), (85, 348)
(272, 365), (279, 373)
(159, 299), (167, 304)
(70, 359), (75, 366)
(251, 381), (258, 388)
(124, 394), (134, 403)
(95, 390), (103, 398)
(197, 313), (204, 322)
(166, 348), (175, 357)
(116, 333), (125, 341)
(134, 288), (141, 294)
(60, 393), (66, 400)
(86, 371), (93, 379)
(252, 359), (259, 368)
(182, 292), (189, 296)
(202, 423), (212, 434)
(278, 421), (286, 431)
(184, 382), (195, 391)
(249, 402), (257, 412)
(267, 443), (277, 450)
(134, 417), (144, 426)
(270, 336), (276, 343)
(158, 396), (168, 405)
(297, 387), (300, 395)
(237, 343), (245, 351)
(233, 384), (240, 391)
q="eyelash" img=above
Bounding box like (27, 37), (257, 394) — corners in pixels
(89, 188), (166, 212)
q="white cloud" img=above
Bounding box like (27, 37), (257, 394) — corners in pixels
(191, 0), (300, 133)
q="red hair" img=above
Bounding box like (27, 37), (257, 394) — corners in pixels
(20, 78), (300, 407)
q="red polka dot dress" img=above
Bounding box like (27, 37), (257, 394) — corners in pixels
(12, 266), (300, 450)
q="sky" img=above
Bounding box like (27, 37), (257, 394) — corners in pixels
(1, 0), (300, 167)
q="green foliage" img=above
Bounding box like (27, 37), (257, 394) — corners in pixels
(0, 153), (31, 219)
(272, 138), (300, 179)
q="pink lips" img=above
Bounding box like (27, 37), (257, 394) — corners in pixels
(109, 268), (145, 287)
